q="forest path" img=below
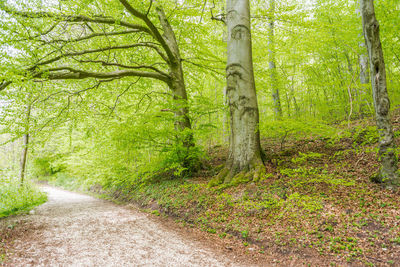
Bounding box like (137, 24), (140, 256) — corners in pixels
(3, 186), (249, 266)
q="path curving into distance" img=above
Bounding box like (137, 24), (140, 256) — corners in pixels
(3, 186), (248, 266)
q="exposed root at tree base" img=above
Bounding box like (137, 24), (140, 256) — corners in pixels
(209, 163), (266, 187)
(370, 170), (400, 191)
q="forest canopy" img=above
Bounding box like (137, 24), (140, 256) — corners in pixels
(2, 0), (400, 264)
(0, 0), (400, 204)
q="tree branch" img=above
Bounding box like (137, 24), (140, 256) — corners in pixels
(0, 4), (151, 33)
(76, 59), (169, 77)
(32, 42), (168, 68)
(118, 0), (175, 63)
(0, 81), (12, 92)
(40, 30), (140, 44)
(34, 67), (170, 83)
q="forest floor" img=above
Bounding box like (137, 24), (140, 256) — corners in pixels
(0, 186), (264, 266)
(98, 113), (400, 266)
(3, 115), (400, 266)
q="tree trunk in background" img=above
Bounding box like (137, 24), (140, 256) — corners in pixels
(360, 0), (399, 188)
(20, 104), (31, 186)
(359, 44), (370, 118)
(268, 0), (282, 119)
(359, 50), (369, 85)
(218, 0), (264, 184)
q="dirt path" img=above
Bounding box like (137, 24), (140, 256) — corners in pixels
(2, 186), (252, 266)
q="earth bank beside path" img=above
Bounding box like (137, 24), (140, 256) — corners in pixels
(1, 186), (253, 266)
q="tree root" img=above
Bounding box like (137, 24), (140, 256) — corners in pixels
(370, 170), (399, 190)
(208, 163), (266, 187)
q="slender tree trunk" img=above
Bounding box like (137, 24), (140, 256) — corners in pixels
(359, 43), (370, 118)
(290, 62), (300, 117)
(20, 104), (31, 186)
(218, 0), (264, 184)
(360, 0), (399, 188)
(268, 0), (282, 119)
(359, 51), (369, 84)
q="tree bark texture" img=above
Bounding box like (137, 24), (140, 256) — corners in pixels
(360, 0), (399, 187)
(268, 0), (282, 119)
(359, 43), (370, 118)
(20, 104), (31, 186)
(221, 0), (264, 183)
(156, 6), (195, 167)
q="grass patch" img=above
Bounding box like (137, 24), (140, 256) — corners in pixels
(0, 177), (47, 218)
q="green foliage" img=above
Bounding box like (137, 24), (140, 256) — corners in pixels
(291, 152), (324, 165)
(260, 119), (338, 149)
(391, 236), (400, 245)
(286, 192), (323, 213)
(31, 154), (66, 178)
(0, 177), (47, 218)
(0, 1), (399, 264)
(280, 166), (355, 188)
(351, 126), (379, 146)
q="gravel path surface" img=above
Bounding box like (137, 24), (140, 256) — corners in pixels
(3, 186), (245, 266)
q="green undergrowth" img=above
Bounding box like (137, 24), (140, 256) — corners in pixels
(85, 151), (398, 265)
(0, 177), (47, 218)
(35, 119), (400, 265)
(37, 172), (86, 191)
(101, 123), (400, 264)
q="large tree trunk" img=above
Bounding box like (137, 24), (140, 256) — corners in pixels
(218, 0), (264, 184)
(360, 0), (399, 188)
(20, 104), (31, 186)
(268, 0), (282, 119)
(156, 7), (195, 168)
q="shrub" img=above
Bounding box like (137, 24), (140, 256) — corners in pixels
(0, 177), (47, 218)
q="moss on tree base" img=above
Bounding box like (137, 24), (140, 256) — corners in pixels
(370, 170), (400, 190)
(208, 162), (266, 187)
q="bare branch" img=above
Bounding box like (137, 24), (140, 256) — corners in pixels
(210, 0), (225, 24)
(34, 66), (170, 83)
(33, 42), (168, 68)
(0, 4), (151, 33)
(0, 81), (12, 91)
(146, 0), (154, 16)
(118, 0), (176, 63)
(41, 30), (140, 44)
(183, 59), (224, 76)
(107, 79), (140, 121)
(76, 59), (170, 77)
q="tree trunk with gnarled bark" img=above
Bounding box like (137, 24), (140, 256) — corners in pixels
(156, 7), (195, 168)
(217, 0), (264, 184)
(360, 0), (399, 188)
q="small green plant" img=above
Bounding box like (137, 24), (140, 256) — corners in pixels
(352, 126), (379, 146)
(218, 232), (227, 238)
(151, 210), (160, 216)
(291, 152), (324, 165)
(391, 236), (400, 245)
(0, 177), (47, 218)
(241, 230), (249, 239)
(206, 228), (217, 234)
